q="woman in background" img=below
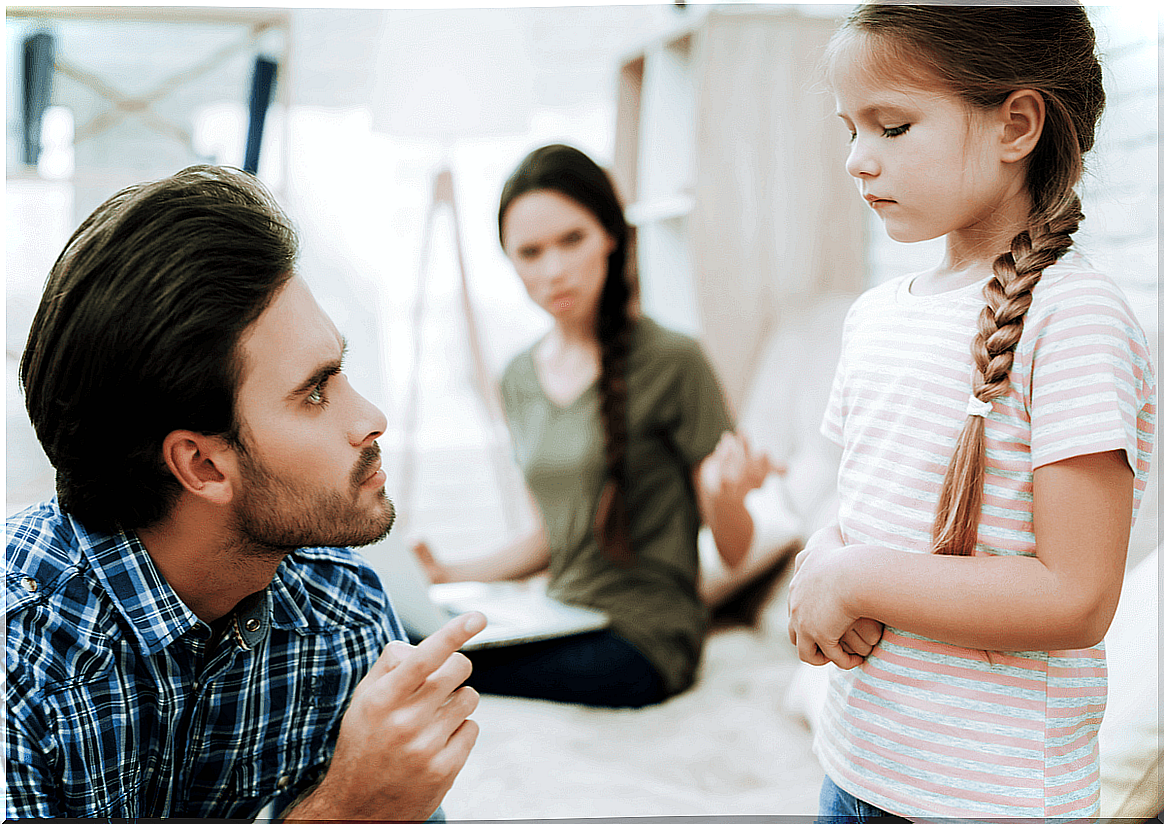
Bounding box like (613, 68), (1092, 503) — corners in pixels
(414, 143), (772, 707)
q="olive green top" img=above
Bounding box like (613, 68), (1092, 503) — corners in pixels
(499, 317), (733, 695)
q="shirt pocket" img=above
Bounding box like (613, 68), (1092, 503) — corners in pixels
(222, 674), (343, 817)
(49, 684), (145, 817)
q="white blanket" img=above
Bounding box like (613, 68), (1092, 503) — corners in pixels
(442, 589), (825, 818)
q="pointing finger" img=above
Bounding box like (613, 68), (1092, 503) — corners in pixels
(382, 612), (487, 693)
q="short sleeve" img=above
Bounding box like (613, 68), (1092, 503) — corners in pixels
(1022, 272), (1156, 488)
(820, 299), (858, 448)
(669, 338), (734, 467)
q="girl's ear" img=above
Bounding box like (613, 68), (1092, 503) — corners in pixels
(998, 89), (1046, 164)
(161, 430), (237, 506)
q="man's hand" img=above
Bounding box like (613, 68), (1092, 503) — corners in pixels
(285, 612), (486, 821)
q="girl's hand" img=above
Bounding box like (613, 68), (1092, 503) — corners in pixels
(840, 617), (883, 657)
(412, 540), (454, 584)
(787, 525), (876, 669)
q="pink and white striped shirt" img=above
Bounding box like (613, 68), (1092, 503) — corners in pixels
(816, 254), (1157, 818)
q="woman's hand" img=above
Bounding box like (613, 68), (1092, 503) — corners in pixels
(697, 432), (782, 567)
(700, 432), (781, 501)
(412, 540), (454, 584)
(787, 524), (881, 669)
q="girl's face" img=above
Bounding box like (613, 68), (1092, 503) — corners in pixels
(501, 189), (616, 328)
(832, 37), (1027, 248)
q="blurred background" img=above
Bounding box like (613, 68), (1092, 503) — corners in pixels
(6, 2), (1158, 563)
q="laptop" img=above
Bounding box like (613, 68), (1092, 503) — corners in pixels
(360, 531), (609, 651)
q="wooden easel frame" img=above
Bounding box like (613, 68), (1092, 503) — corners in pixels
(395, 166), (524, 534)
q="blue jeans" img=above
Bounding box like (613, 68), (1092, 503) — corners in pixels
(819, 775), (911, 822)
(464, 629), (667, 708)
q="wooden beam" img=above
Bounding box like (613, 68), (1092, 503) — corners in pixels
(5, 6), (289, 27)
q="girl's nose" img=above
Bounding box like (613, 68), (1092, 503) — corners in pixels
(845, 136), (880, 179)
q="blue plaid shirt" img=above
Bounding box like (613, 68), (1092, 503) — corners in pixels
(5, 498), (408, 819)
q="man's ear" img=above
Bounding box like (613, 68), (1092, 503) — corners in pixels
(161, 430), (237, 506)
(997, 89), (1045, 164)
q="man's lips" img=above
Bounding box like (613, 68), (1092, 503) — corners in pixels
(864, 193), (896, 206)
(354, 445), (384, 488)
(362, 458), (383, 484)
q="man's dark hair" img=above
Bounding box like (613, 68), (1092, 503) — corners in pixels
(20, 165), (298, 533)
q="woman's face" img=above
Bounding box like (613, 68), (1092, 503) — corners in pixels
(501, 189), (616, 328)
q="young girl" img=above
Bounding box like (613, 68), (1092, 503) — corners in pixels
(414, 144), (772, 707)
(787, 5), (1156, 819)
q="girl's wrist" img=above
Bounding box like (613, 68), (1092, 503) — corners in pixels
(834, 542), (873, 620)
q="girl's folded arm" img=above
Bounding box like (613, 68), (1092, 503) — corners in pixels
(841, 449), (1133, 651)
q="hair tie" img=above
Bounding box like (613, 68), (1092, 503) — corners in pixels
(966, 396), (993, 418)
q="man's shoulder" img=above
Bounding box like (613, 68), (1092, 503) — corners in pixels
(6, 502), (112, 697)
(6, 500), (85, 612)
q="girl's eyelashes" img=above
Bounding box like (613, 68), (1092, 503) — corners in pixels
(846, 124), (912, 142)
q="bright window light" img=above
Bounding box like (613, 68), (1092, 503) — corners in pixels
(37, 106), (75, 180)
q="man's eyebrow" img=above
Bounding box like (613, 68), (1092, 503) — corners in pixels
(289, 335), (348, 399)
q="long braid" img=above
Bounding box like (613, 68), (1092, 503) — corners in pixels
(932, 195), (1084, 556)
(497, 143), (639, 564)
(826, 5), (1104, 557)
(593, 269), (635, 565)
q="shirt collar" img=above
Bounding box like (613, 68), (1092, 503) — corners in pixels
(269, 558), (315, 631)
(72, 509), (328, 650)
(72, 513), (202, 655)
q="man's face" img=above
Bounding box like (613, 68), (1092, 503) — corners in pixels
(229, 276), (394, 552)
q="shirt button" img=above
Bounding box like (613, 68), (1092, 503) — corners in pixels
(277, 774), (292, 790)
(245, 618), (261, 632)
(20, 577), (38, 593)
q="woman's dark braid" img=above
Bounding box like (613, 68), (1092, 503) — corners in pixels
(593, 272), (635, 565)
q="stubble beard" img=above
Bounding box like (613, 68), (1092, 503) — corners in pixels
(230, 444), (395, 558)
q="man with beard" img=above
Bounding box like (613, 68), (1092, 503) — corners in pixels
(5, 165), (484, 820)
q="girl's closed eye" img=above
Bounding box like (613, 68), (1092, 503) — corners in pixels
(845, 124), (910, 142)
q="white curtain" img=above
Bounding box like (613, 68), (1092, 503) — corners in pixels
(688, 12), (866, 408)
